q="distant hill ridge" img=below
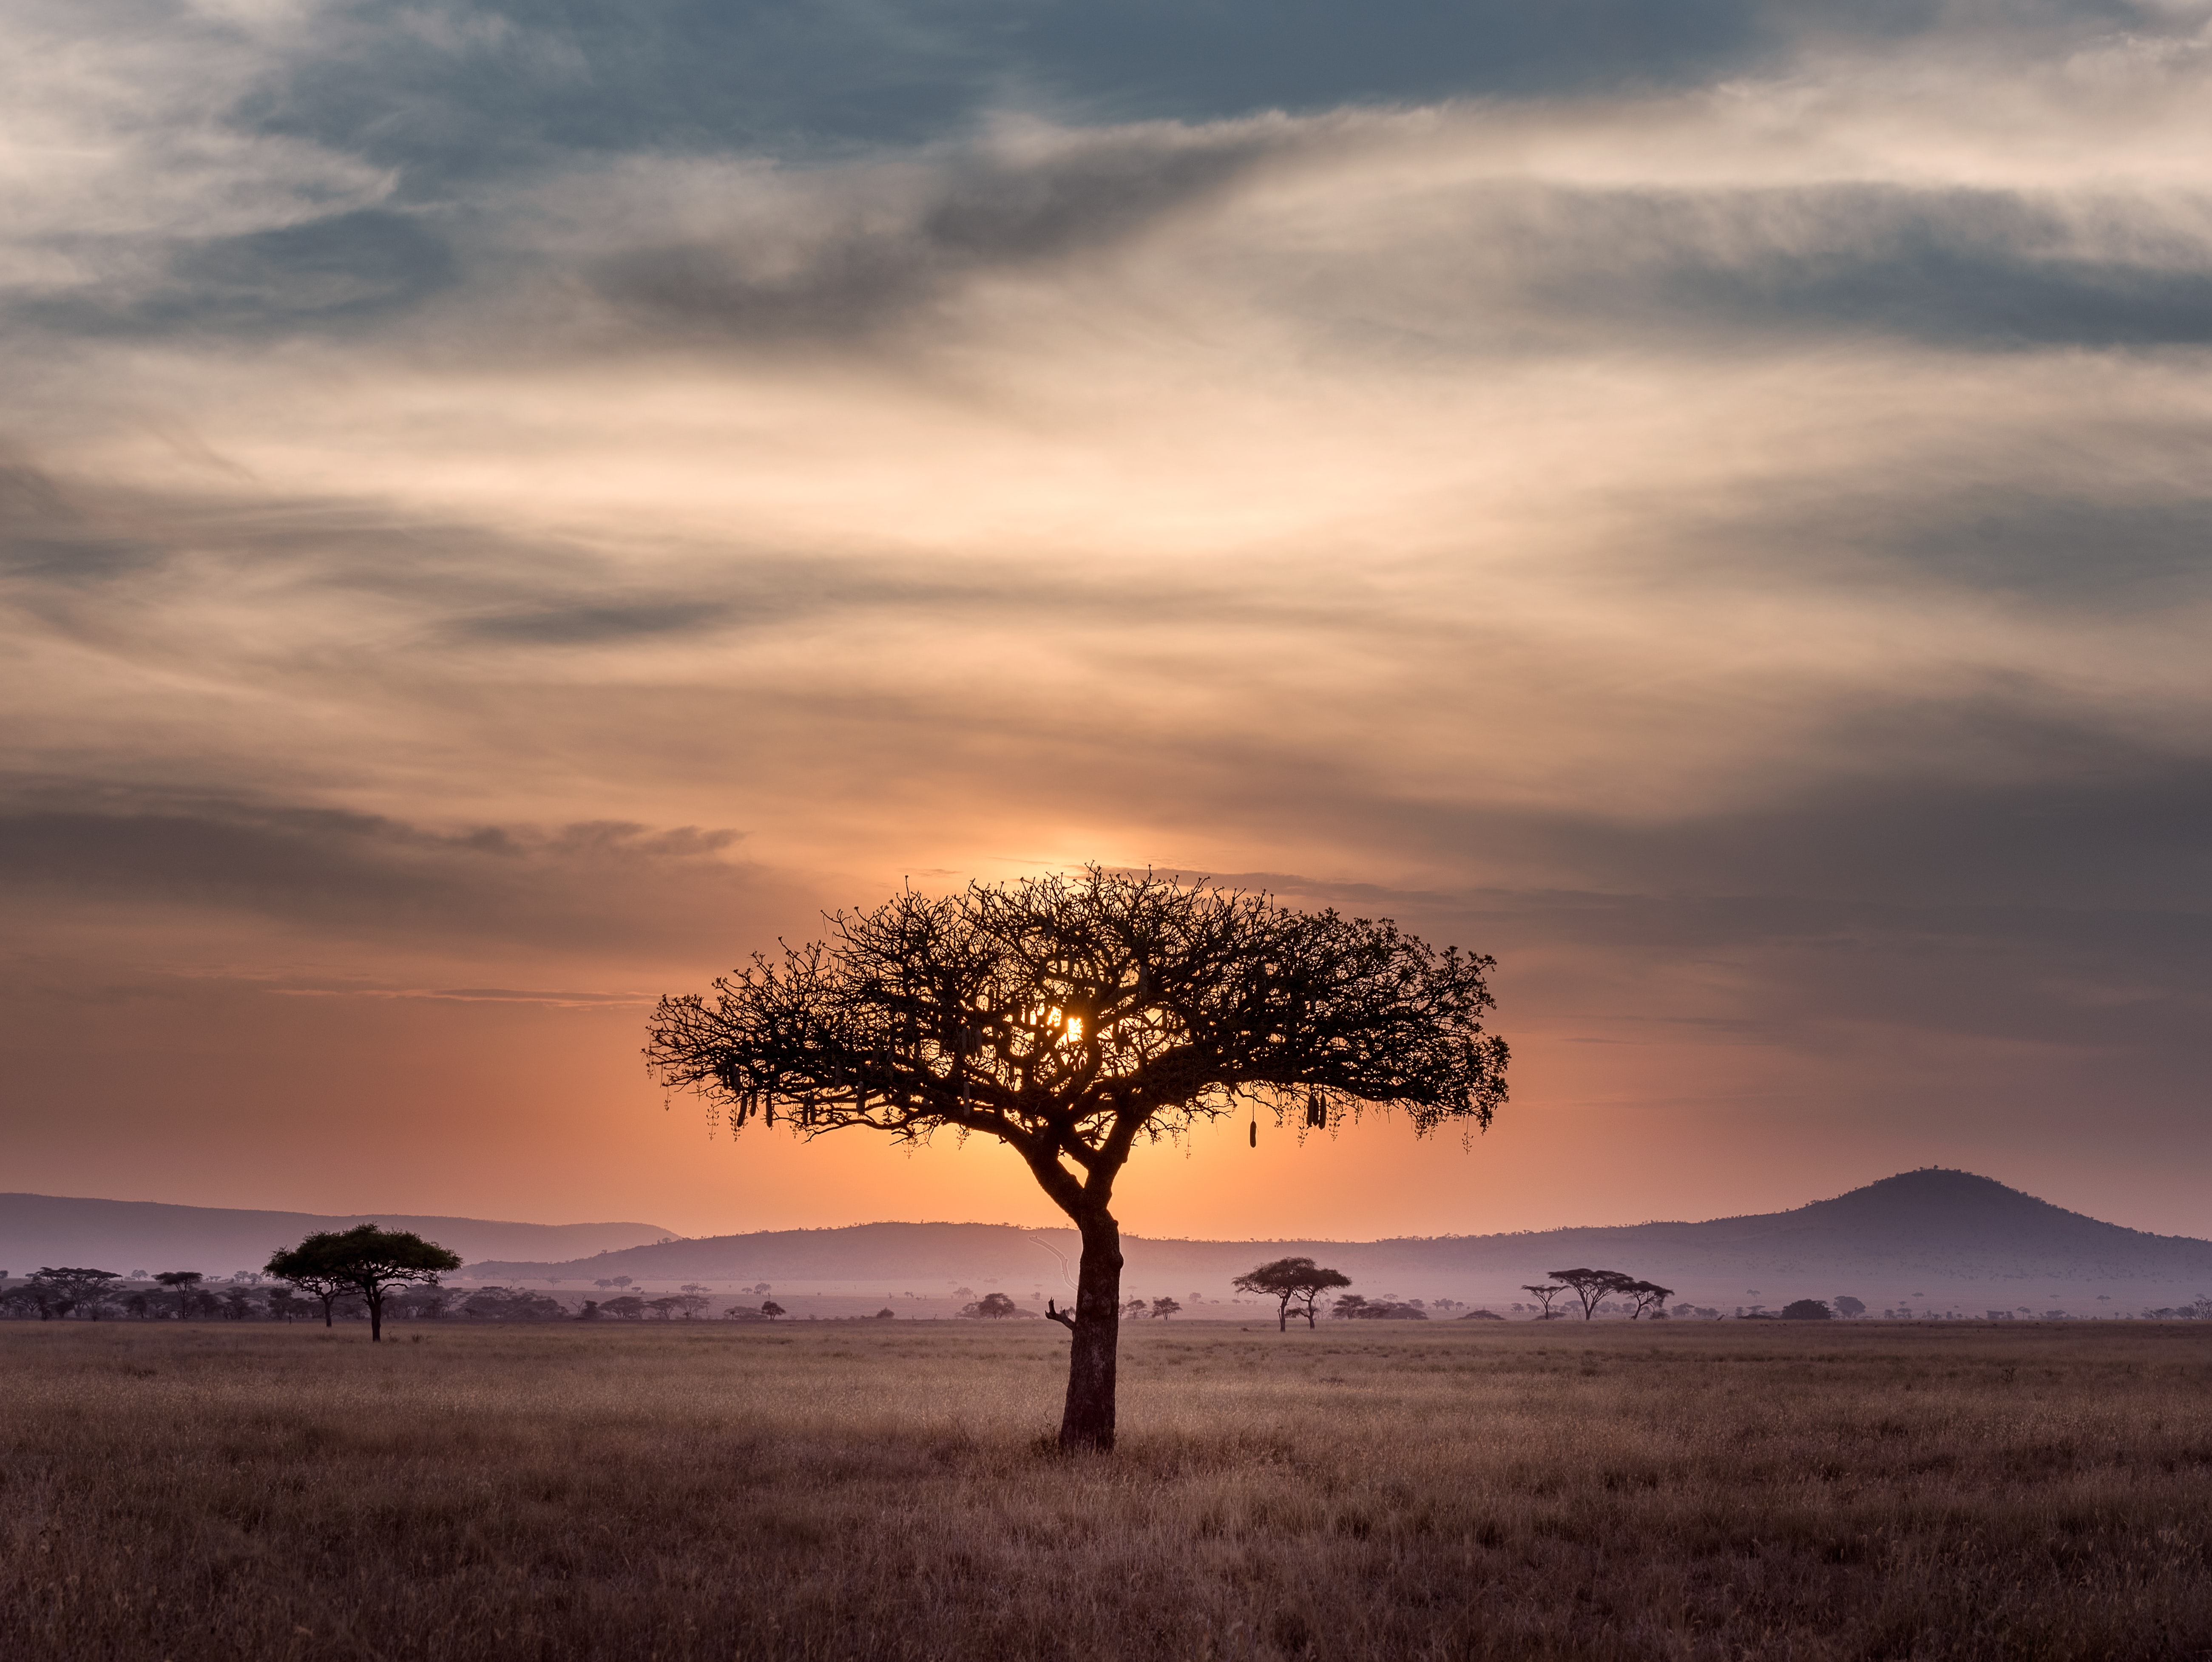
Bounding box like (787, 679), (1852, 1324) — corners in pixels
(457, 1171), (2212, 1291)
(0, 1193), (671, 1273)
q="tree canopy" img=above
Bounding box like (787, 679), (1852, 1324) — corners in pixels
(647, 867), (1508, 1450)
(1232, 1256), (1352, 1331)
(266, 1225), (461, 1343)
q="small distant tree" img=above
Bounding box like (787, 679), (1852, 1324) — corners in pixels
(963, 1292), (1022, 1319)
(1833, 1296), (1866, 1318)
(1334, 1296), (1428, 1319)
(676, 1285), (712, 1319)
(1150, 1297), (1181, 1320)
(266, 1225), (461, 1343)
(645, 1296), (682, 1320)
(875, 1308), (896, 1319)
(1521, 1282), (1567, 1319)
(154, 1271), (204, 1319)
(1122, 1298), (1149, 1318)
(1232, 1257), (1353, 1331)
(602, 1295), (647, 1319)
(760, 1300), (787, 1321)
(1622, 1279), (1674, 1320)
(1548, 1268), (1634, 1321)
(1781, 1299), (1832, 1320)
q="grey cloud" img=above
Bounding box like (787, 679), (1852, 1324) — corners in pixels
(596, 129), (1272, 340)
(18, 210), (458, 340)
(459, 600), (736, 644)
(0, 784), (760, 955)
(1290, 183), (2212, 355)
(1198, 751), (2212, 1060)
(0, 459), (162, 585)
(241, 0), (2186, 190)
(1722, 484), (2212, 613)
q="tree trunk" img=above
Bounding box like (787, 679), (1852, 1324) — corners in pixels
(367, 1289), (383, 1342)
(1058, 1214), (1122, 1452)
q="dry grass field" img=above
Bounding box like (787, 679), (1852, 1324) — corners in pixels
(3, 1320), (2209, 1662)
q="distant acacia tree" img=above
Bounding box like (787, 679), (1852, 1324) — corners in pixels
(154, 1271), (204, 1319)
(30, 1268), (120, 1320)
(1332, 1295), (1428, 1320)
(1781, 1299), (1833, 1320)
(1233, 1257), (1354, 1331)
(274, 1262), (351, 1327)
(1521, 1282), (1567, 1320)
(266, 1225), (461, 1343)
(647, 867), (1508, 1452)
(1549, 1268), (1636, 1321)
(1149, 1297), (1181, 1321)
(677, 1285), (712, 1319)
(760, 1301), (787, 1321)
(1833, 1296), (1866, 1318)
(963, 1292), (1022, 1319)
(1122, 1298), (1149, 1319)
(1621, 1279), (1674, 1320)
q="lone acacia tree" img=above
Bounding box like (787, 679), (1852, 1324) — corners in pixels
(266, 1225), (460, 1342)
(1550, 1267), (1634, 1320)
(1233, 1256), (1353, 1330)
(647, 867), (1508, 1451)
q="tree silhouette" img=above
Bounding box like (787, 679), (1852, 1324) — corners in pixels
(1548, 1268), (1633, 1320)
(1521, 1282), (1567, 1319)
(28, 1268), (119, 1320)
(1621, 1279), (1674, 1319)
(1233, 1257), (1352, 1331)
(154, 1271), (203, 1320)
(1149, 1297), (1182, 1321)
(647, 868), (1507, 1452)
(963, 1292), (1022, 1319)
(760, 1301), (787, 1321)
(266, 1226), (460, 1343)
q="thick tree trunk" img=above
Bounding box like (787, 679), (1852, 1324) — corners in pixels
(1058, 1214), (1122, 1452)
(368, 1290), (383, 1342)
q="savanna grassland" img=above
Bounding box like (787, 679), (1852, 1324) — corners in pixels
(4, 1320), (2209, 1662)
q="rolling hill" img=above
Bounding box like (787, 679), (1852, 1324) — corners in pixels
(456, 1170), (2212, 1307)
(0, 1193), (671, 1276)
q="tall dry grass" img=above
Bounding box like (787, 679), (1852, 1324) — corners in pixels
(3, 1320), (2209, 1660)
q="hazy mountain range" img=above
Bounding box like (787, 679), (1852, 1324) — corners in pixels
(449, 1171), (2211, 1302)
(9, 1173), (2207, 1310)
(0, 1193), (669, 1276)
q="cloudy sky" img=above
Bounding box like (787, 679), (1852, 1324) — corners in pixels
(5, 0), (2209, 1243)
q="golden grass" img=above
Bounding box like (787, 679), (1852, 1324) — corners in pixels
(3, 1321), (2209, 1660)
